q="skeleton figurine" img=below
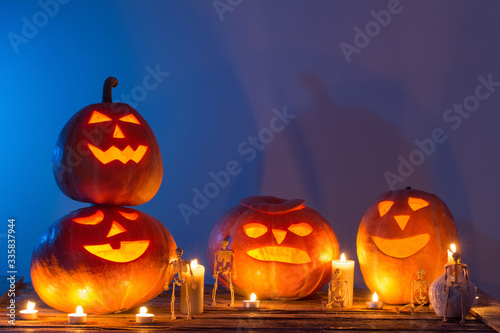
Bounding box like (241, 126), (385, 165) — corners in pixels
(395, 268), (430, 314)
(164, 248), (197, 320)
(212, 239), (237, 306)
(322, 268), (350, 309)
(443, 252), (470, 324)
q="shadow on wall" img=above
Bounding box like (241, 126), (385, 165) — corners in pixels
(260, 73), (452, 287)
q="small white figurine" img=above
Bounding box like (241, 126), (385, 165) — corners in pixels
(212, 239), (237, 306)
(165, 248), (197, 320)
(322, 268), (350, 309)
(395, 268), (430, 314)
(443, 252), (470, 324)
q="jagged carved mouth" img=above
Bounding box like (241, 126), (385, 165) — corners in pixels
(88, 144), (148, 164)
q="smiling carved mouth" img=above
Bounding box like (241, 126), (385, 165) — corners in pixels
(88, 144), (148, 164)
(83, 240), (150, 263)
(371, 234), (430, 258)
(247, 246), (312, 264)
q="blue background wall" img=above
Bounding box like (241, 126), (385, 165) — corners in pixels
(2, 0), (500, 301)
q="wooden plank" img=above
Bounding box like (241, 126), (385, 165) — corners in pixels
(0, 283), (496, 332)
(0, 275), (23, 305)
(472, 289), (500, 332)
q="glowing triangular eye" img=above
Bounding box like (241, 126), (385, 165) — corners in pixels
(119, 114), (140, 125)
(288, 223), (313, 236)
(408, 197), (429, 211)
(73, 210), (104, 225)
(118, 211), (139, 220)
(378, 201), (394, 217)
(244, 223), (268, 238)
(88, 111), (112, 124)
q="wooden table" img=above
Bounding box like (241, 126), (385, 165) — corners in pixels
(2, 282), (499, 332)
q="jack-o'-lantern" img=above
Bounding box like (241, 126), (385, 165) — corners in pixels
(53, 77), (162, 206)
(207, 196), (339, 300)
(31, 206), (176, 314)
(357, 187), (458, 304)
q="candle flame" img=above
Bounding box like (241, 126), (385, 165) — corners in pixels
(450, 244), (456, 253)
(250, 293), (257, 301)
(76, 305), (84, 315)
(340, 253), (346, 263)
(191, 259), (198, 269)
(373, 292), (378, 302)
(27, 301), (35, 311)
(140, 307), (147, 315)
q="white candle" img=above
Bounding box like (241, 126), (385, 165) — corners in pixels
(447, 243), (457, 265)
(68, 305), (87, 324)
(243, 293), (260, 309)
(331, 253), (355, 307)
(366, 292), (383, 309)
(181, 259), (205, 315)
(136, 307), (154, 324)
(19, 301), (38, 320)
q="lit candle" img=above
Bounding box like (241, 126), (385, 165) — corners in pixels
(181, 259), (205, 315)
(366, 292), (383, 309)
(447, 243), (457, 265)
(136, 307), (154, 324)
(243, 293), (260, 309)
(331, 253), (355, 307)
(19, 301), (38, 320)
(68, 305), (87, 324)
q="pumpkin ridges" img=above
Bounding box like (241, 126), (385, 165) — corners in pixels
(208, 196), (339, 300)
(357, 188), (458, 304)
(53, 78), (163, 206)
(31, 207), (176, 314)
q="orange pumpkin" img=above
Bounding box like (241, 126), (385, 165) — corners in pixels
(31, 206), (176, 314)
(53, 77), (162, 206)
(207, 196), (339, 300)
(357, 187), (458, 304)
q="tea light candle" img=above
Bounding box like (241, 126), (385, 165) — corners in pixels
(243, 293), (260, 309)
(366, 292), (383, 309)
(181, 259), (205, 315)
(68, 305), (87, 324)
(19, 301), (38, 320)
(447, 244), (457, 265)
(136, 307), (154, 324)
(331, 253), (355, 306)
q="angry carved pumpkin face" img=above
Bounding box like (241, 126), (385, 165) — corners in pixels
(31, 206), (177, 314)
(53, 77), (163, 206)
(357, 187), (458, 304)
(207, 196), (339, 300)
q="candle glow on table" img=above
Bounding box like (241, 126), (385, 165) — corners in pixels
(181, 259), (205, 315)
(331, 253), (355, 307)
(68, 305), (87, 324)
(366, 292), (384, 309)
(447, 243), (457, 265)
(19, 301), (38, 320)
(136, 307), (154, 324)
(243, 293), (260, 309)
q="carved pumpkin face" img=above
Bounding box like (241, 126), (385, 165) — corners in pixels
(207, 196), (339, 300)
(31, 206), (176, 314)
(357, 188), (458, 304)
(53, 77), (162, 206)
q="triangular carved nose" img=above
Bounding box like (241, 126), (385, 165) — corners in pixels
(394, 215), (410, 231)
(272, 229), (287, 244)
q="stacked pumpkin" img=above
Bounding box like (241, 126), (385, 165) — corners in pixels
(31, 77), (176, 314)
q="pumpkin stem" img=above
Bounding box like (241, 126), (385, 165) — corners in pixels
(102, 77), (118, 103)
(405, 186), (412, 190)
